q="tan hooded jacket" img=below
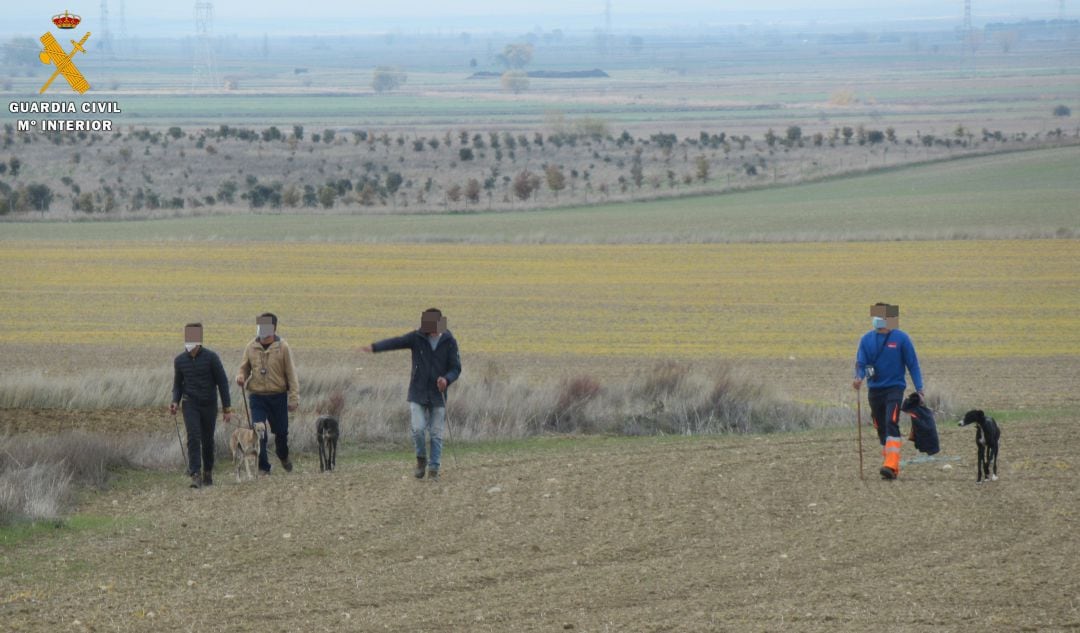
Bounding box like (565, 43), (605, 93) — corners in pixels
(236, 336), (299, 408)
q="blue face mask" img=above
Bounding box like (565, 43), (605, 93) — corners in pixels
(872, 317), (888, 329)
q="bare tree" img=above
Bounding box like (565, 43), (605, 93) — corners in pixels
(512, 170), (539, 201)
(465, 178), (481, 205)
(695, 156), (710, 183)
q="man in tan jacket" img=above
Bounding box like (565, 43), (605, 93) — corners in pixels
(236, 313), (299, 474)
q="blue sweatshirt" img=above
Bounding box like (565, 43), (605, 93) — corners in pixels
(854, 329), (923, 391)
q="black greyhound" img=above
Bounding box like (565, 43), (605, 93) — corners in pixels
(959, 410), (1000, 483)
(316, 415), (339, 473)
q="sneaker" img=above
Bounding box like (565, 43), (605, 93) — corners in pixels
(202, 471), (213, 487)
(427, 469), (440, 482)
(258, 469), (271, 478)
(414, 456), (427, 479)
(281, 458), (293, 473)
(879, 466), (897, 480)
(189, 473), (202, 489)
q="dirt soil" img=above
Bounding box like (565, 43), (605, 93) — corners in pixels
(2, 412), (1079, 632)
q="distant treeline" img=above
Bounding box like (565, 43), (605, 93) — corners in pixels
(469, 69), (609, 79)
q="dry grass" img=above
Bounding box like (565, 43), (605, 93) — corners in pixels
(2, 358), (918, 525)
(0, 431), (178, 525)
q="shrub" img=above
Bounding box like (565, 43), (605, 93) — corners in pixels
(547, 375), (603, 432)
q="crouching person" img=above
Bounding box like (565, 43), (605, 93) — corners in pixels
(170, 323), (233, 488)
(360, 308), (461, 481)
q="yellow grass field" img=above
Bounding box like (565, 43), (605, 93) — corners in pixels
(1, 239), (1076, 368)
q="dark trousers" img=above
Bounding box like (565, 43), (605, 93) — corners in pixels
(182, 401), (217, 475)
(868, 387), (904, 446)
(249, 392), (289, 472)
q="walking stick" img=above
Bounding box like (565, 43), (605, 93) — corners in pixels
(171, 406), (186, 467)
(856, 386), (865, 480)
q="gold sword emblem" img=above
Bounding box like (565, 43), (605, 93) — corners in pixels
(39, 31), (91, 94)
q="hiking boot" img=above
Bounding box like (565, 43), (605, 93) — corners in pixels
(189, 473), (202, 489)
(879, 466), (897, 480)
(414, 456), (427, 479)
(427, 469), (440, 482)
(202, 471), (213, 487)
(281, 458), (293, 473)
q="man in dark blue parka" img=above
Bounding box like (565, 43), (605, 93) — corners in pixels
(361, 308), (461, 481)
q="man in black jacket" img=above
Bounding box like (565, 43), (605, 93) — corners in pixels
(171, 323), (233, 488)
(360, 308), (461, 481)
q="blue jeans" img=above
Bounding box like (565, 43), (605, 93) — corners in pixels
(249, 392), (289, 472)
(410, 402), (445, 471)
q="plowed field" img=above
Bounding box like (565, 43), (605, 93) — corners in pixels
(2, 415), (1077, 632)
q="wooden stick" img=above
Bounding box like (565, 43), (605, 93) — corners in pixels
(856, 387), (865, 480)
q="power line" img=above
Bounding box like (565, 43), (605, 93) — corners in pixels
(192, 1), (218, 91)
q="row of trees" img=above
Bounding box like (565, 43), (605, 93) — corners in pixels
(4, 115), (1073, 216)
(0, 181), (54, 213)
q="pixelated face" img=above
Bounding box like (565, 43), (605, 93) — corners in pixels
(257, 316), (275, 339)
(184, 325), (203, 345)
(420, 311), (441, 334)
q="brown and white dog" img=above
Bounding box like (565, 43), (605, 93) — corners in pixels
(230, 422), (267, 483)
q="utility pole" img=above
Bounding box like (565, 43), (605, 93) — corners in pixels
(192, 2), (218, 91)
(118, 0), (126, 51)
(99, 0), (113, 56)
(963, 0), (977, 76)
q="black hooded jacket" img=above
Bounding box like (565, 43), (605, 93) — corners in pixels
(372, 330), (461, 407)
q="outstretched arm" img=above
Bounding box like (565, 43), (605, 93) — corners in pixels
(365, 333), (415, 354)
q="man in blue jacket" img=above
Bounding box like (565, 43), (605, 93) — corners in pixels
(361, 308), (461, 481)
(852, 305), (924, 480)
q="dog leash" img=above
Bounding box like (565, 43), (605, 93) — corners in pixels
(241, 383), (254, 431)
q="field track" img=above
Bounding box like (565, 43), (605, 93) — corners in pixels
(2, 415), (1077, 632)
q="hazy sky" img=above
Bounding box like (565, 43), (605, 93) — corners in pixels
(6, 1), (1067, 36)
